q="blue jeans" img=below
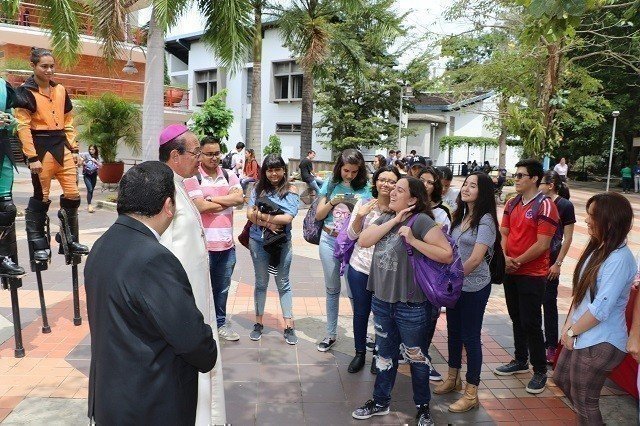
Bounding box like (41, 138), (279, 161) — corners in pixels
(372, 296), (432, 407)
(347, 267), (372, 353)
(446, 284), (491, 386)
(208, 248), (236, 328)
(249, 238), (293, 319)
(319, 231), (341, 337)
(240, 177), (256, 192)
(306, 178), (323, 193)
(83, 172), (97, 205)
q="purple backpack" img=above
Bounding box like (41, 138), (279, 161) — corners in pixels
(333, 215), (356, 276)
(403, 215), (464, 308)
(302, 182), (337, 245)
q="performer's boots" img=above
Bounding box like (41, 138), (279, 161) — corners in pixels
(57, 197), (89, 256)
(24, 197), (51, 267)
(0, 197), (24, 276)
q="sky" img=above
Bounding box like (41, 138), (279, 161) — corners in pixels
(139, 0), (470, 67)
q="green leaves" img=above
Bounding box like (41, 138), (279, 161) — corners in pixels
(189, 89), (234, 146)
(76, 93), (141, 163)
(263, 135), (282, 156)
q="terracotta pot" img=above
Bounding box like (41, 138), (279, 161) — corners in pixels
(98, 162), (124, 184)
(164, 88), (184, 106)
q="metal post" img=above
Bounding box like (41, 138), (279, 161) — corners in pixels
(606, 111), (620, 192)
(398, 87), (403, 147)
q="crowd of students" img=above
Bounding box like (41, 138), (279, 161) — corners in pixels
(183, 142), (637, 425)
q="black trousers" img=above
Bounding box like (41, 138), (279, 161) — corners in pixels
(504, 274), (547, 374)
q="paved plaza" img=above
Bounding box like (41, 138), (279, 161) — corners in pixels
(0, 170), (638, 425)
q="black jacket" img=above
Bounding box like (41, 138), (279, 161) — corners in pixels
(85, 215), (217, 425)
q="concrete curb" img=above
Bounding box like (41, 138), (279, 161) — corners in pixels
(96, 200), (117, 211)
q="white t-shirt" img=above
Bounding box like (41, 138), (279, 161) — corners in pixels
(442, 187), (460, 214)
(553, 163), (568, 176)
(231, 150), (245, 177)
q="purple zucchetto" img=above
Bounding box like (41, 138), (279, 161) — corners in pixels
(159, 124), (189, 146)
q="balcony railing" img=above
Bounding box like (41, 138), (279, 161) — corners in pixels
(6, 70), (191, 111)
(0, 2), (144, 44)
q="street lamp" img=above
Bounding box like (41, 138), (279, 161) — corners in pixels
(397, 82), (414, 154)
(606, 110), (620, 192)
(122, 45), (146, 75)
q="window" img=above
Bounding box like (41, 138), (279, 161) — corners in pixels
(272, 60), (303, 102)
(246, 67), (253, 99)
(195, 69), (218, 105)
(276, 123), (301, 134)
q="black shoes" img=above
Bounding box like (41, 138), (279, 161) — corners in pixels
(348, 351), (366, 373)
(0, 256), (24, 276)
(352, 399), (390, 420)
(416, 404), (435, 426)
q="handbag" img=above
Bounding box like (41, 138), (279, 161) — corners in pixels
(237, 220), (251, 249)
(402, 215), (464, 308)
(302, 182), (336, 245)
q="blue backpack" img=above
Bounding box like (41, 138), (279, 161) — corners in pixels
(403, 215), (464, 308)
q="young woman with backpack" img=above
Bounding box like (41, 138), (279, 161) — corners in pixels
(79, 144), (102, 213)
(351, 177), (452, 425)
(539, 170), (575, 363)
(245, 154), (300, 345)
(433, 172), (498, 412)
(314, 149), (370, 352)
(240, 148), (260, 192)
(344, 166), (400, 373)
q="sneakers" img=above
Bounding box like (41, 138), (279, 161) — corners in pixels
(493, 359), (529, 376)
(525, 372), (547, 394)
(352, 399), (390, 420)
(416, 404), (435, 426)
(283, 327), (298, 345)
(218, 323), (240, 341)
(429, 366), (443, 381)
(317, 337), (336, 352)
(546, 347), (557, 364)
(249, 323), (264, 341)
(366, 336), (375, 352)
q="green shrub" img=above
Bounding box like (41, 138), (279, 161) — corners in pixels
(263, 134), (282, 156)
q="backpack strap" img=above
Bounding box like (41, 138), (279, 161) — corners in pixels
(196, 168), (229, 185)
(402, 214), (419, 256)
(505, 194), (523, 216)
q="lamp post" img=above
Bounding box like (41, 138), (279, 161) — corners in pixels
(606, 110), (620, 192)
(397, 83), (413, 154)
(122, 45), (146, 75)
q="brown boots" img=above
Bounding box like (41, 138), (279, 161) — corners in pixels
(449, 383), (479, 413)
(433, 367), (462, 394)
(433, 367), (479, 413)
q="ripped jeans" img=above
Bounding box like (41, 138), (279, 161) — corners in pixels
(371, 296), (432, 407)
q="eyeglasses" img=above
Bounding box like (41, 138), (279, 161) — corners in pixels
(200, 151), (221, 158)
(514, 173), (530, 179)
(184, 149), (201, 158)
(377, 178), (397, 186)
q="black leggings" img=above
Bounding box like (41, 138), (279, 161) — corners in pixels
(83, 172), (97, 205)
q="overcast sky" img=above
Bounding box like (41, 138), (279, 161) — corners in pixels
(141, 0), (469, 66)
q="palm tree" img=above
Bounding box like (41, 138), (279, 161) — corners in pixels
(274, 0), (363, 158)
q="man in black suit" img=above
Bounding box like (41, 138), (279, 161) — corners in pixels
(85, 161), (217, 425)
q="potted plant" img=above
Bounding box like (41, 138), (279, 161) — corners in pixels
(164, 83), (188, 107)
(76, 93), (141, 183)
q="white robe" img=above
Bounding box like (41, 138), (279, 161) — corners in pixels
(161, 173), (226, 425)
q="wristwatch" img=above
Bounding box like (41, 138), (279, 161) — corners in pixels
(555, 261), (563, 266)
(567, 328), (577, 338)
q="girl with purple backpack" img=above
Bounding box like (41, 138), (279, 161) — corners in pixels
(351, 177), (452, 425)
(345, 166), (400, 373)
(433, 172), (498, 412)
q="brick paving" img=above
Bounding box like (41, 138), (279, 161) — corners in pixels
(0, 171), (638, 424)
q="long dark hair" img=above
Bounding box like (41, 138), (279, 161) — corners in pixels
(331, 149), (368, 190)
(399, 177), (434, 220)
(88, 144), (99, 160)
(371, 166), (401, 198)
(374, 154), (386, 170)
(542, 170), (570, 199)
(255, 154), (290, 198)
(417, 166), (443, 203)
(452, 172), (500, 246)
(572, 192), (633, 305)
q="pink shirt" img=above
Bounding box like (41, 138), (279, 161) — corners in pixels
(184, 165), (242, 252)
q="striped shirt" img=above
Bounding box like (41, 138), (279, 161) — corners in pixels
(184, 165), (241, 252)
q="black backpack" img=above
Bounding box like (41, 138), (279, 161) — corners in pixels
(489, 241), (506, 285)
(221, 152), (234, 170)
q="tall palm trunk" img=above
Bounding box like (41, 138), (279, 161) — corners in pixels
(498, 95), (508, 169)
(141, 7), (165, 161)
(249, 1), (262, 159)
(538, 40), (562, 156)
(300, 66), (314, 158)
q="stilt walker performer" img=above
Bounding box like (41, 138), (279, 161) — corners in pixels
(14, 48), (89, 329)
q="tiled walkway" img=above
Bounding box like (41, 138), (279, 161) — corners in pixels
(0, 173), (638, 424)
